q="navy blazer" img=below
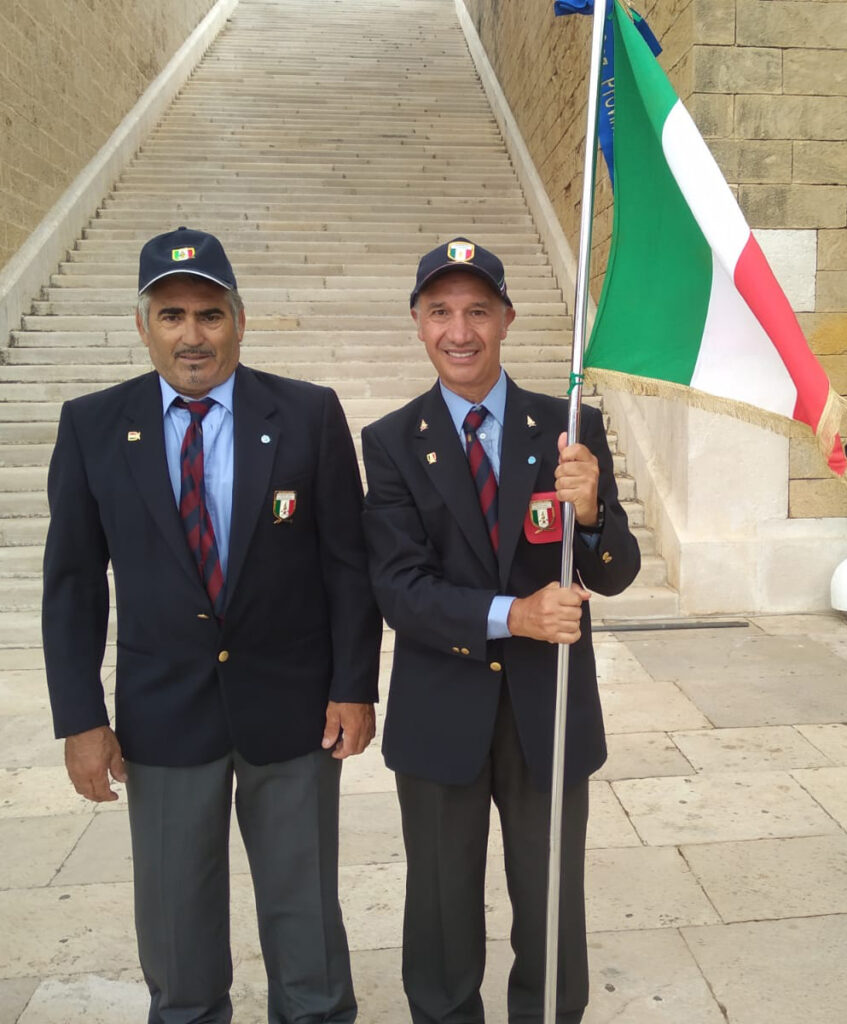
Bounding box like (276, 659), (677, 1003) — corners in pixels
(361, 376), (640, 790)
(42, 365), (381, 766)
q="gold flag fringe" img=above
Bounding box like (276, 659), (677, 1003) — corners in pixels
(585, 369), (847, 482)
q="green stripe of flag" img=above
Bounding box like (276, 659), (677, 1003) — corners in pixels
(585, 3), (712, 385)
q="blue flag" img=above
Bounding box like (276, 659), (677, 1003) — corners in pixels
(554, 0), (661, 184)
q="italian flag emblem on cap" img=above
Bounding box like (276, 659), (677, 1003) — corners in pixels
(171, 247), (196, 262)
(447, 242), (475, 263)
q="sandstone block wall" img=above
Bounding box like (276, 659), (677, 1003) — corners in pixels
(461, 0), (847, 517)
(0, 0), (216, 271)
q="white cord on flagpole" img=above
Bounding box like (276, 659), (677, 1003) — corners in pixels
(543, 2), (608, 1021)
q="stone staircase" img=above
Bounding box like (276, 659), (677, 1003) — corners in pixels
(0, 0), (677, 645)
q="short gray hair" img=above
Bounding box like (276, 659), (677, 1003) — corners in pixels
(137, 284), (244, 331)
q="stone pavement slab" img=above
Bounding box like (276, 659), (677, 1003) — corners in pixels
(624, 628), (847, 726)
(0, 768), (95, 819)
(594, 732), (694, 780)
(0, 673), (50, 715)
(682, 914), (847, 1024)
(584, 929), (726, 1023)
(599, 680), (711, 734)
(0, 815), (88, 889)
(0, 883), (137, 979)
(585, 848), (720, 931)
(0, 980), (39, 1024)
(0, 714), (64, 769)
(796, 722), (847, 763)
(671, 724), (834, 772)
(792, 766), (847, 829)
(17, 976), (149, 1024)
(682, 834), (847, 921)
(614, 770), (841, 845)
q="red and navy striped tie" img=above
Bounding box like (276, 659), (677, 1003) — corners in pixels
(463, 405), (499, 553)
(173, 397), (225, 617)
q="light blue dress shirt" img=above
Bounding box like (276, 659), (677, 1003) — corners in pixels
(440, 370), (600, 640)
(159, 374), (235, 578)
(439, 370), (515, 639)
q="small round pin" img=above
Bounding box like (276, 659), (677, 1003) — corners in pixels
(261, 434), (271, 444)
(528, 455), (537, 465)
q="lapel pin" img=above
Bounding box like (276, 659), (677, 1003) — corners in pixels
(419, 418), (429, 432)
(260, 434), (271, 444)
(528, 455), (537, 465)
(127, 431), (141, 442)
(273, 490), (297, 523)
(426, 452), (438, 465)
(526, 415), (536, 428)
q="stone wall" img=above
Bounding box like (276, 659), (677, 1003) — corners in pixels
(0, 0), (216, 271)
(461, 0), (847, 517)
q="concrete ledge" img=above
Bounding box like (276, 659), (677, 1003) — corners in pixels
(0, 0), (239, 348)
(454, 0), (579, 304)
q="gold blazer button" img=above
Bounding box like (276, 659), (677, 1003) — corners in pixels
(489, 661), (502, 672)
(218, 650), (230, 663)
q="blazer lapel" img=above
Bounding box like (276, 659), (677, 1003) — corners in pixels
(498, 378), (547, 589)
(225, 366), (279, 607)
(415, 383), (499, 579)
(123, 372), (200, 587)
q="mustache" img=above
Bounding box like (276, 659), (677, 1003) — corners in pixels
(174, 347), (215, 358)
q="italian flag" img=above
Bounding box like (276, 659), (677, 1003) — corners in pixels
(585, 1), (847, 478)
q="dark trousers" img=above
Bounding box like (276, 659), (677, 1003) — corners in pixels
(396, 686), (589, 1024)
(126, 748), (356, 1024)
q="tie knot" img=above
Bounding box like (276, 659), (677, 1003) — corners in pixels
(173, 396), (215, 422)
(463, 405), (488, 434)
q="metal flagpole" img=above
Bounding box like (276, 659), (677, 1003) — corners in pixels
(543, 2), (609, 1021)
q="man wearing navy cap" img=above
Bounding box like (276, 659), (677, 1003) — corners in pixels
(42, 227), (382, 1023)
(361, 238), (640, 1022)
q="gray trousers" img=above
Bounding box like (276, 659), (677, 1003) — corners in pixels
(126, 748), (356, 1024)
(396, 686), (589, 1024)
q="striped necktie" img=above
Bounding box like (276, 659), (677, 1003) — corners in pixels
(173, 397), (225, 617)
(463, 405), (499, 553)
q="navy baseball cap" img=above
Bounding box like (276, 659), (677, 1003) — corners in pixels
(137, 226), (237, 294)
(410, 237), (512, 308)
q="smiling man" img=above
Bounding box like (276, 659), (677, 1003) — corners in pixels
(361, 239), (641, 1023)
(42, 227), (382, 1024)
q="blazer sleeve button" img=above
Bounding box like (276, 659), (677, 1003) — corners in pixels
(489, 661), (502, 672)
(460, 647), (470, 656)
(218, 650), (230, 663)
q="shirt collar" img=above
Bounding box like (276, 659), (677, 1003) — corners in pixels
(439, 368), (507, 435)
(159, 371), (236, 416)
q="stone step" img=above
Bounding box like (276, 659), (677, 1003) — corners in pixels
(0, 518), (48, 546)
(22, 314), (572, 333)
(41, 287), (562, 306)
(0, 545), (46, 576)
(72, 238), (547, 256)
(48, 271), (555, 290)
(0, 467), (48, 491)
(0, 577), (43, 611)
(592, 585), (679, 622)
(2, 347), (576, 370)
(57, 259), (555, 277)
(0, 489), (49, 515)
(92, 208), (534, 226)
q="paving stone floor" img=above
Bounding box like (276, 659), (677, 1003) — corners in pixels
(2, 613), (847, 1023)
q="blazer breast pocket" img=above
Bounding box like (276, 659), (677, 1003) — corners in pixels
(523, 491), (563, 544)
